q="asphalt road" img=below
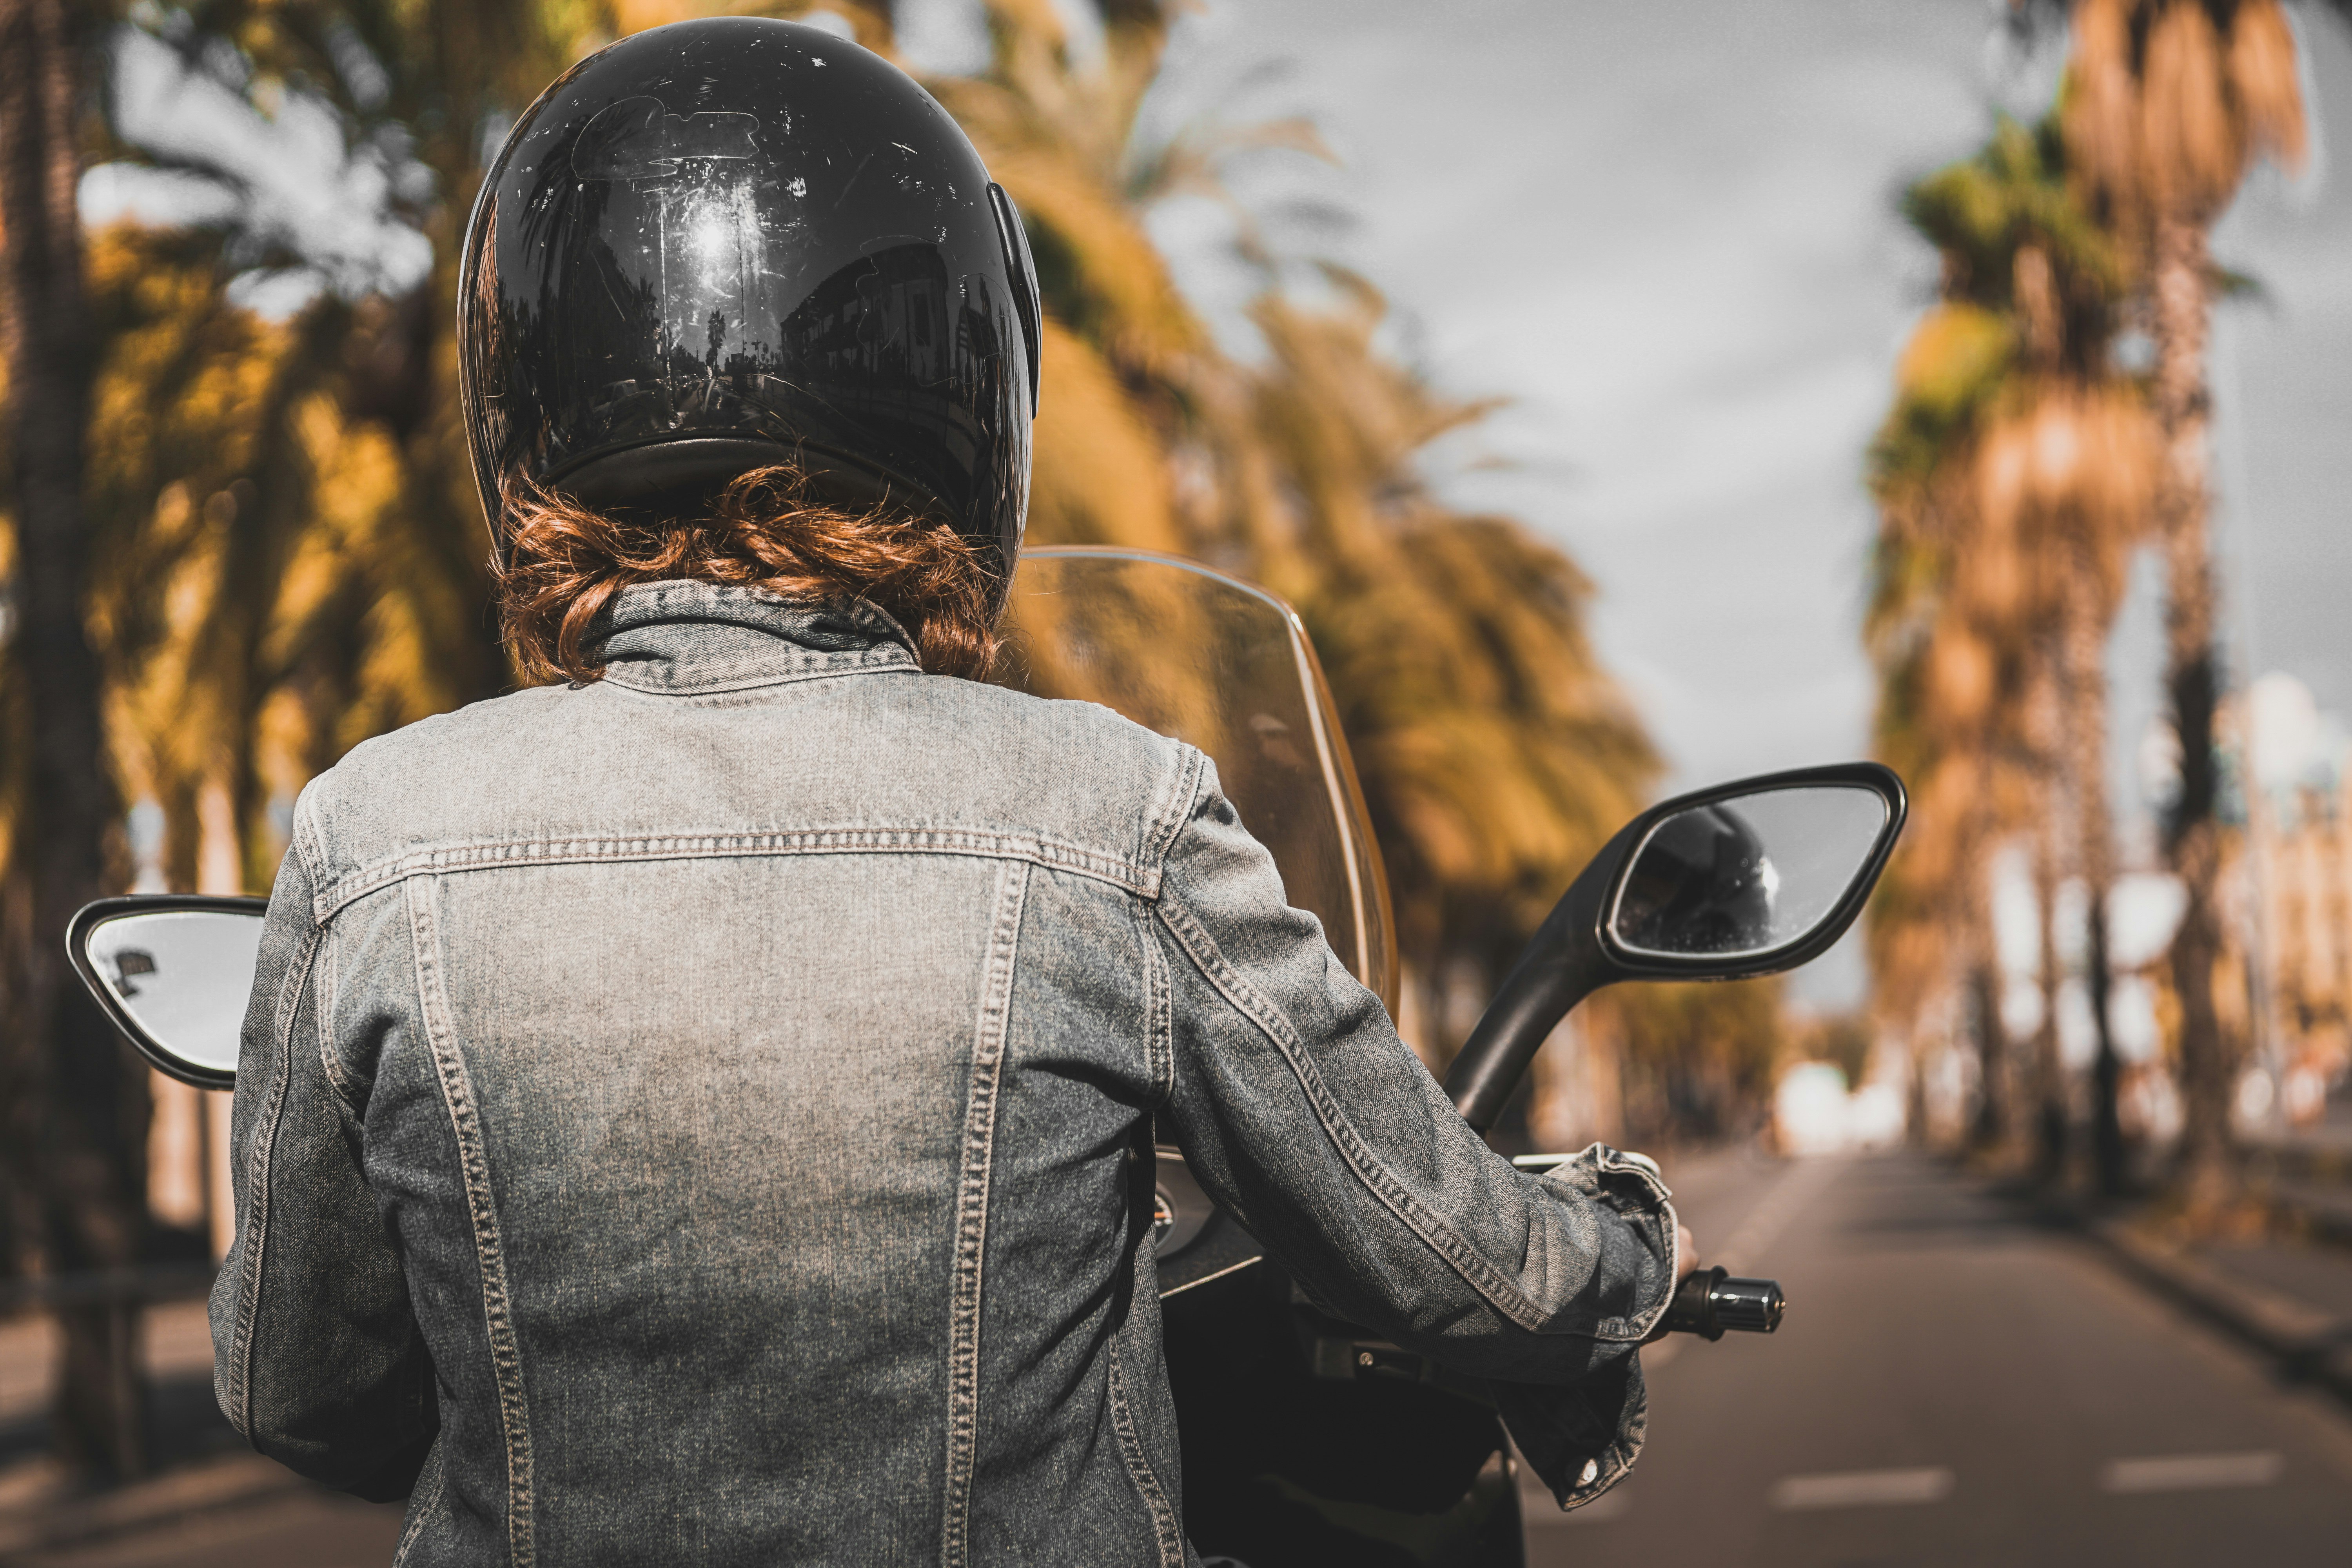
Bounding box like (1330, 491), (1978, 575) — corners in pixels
(1524, 1148), (2352, 1567)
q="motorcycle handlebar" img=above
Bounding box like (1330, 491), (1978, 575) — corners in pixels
(1663, 1267), (1785, 1340)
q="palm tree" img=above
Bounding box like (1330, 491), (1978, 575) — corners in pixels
(59, 0), (617, 915)
(1869, 117), (2156, 1181)
(0, 0), (155, 1479)
(1232, 281), (1655, 1021)
(2056, 0), (2307, 1205)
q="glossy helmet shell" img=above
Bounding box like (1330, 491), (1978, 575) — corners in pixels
(458, 18), (1041, 603)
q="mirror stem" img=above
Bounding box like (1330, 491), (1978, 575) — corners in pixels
(1444, 821), (1638, 1135)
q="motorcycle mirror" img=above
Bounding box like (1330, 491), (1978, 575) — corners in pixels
(66, 895), (266, 1090)
(1608, 782), (1894, 966)
(1445, 762), (1905, 1134)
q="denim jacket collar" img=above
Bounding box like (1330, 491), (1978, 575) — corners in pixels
(588, 579), (922, 695)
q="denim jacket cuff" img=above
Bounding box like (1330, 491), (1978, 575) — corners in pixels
(1499, 1142), (1679, 1509)
(1491, 1353), (1647, 1512)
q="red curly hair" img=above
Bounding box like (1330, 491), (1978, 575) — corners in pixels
(494, 465), (1001, 686)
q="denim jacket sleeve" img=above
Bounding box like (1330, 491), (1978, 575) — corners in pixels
(207, 791), (438, 1502)
(1149, 759), (1676, 1510)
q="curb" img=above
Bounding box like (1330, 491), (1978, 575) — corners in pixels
(0, 1452), (303, 1561)
(2266, 1178), (2352, 1251)
(2077, 1217), (2352, 1410)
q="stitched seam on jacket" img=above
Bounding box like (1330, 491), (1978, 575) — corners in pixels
(407, 877), (535, 1568)
(223, 924), (323, 1437)
(312, 920), (365, 1113)
(316, 828), (1155, 920)
(290, 786), (329, 894)
(392, 1443), (448, 1567)
(940, 859), (1030, 1568)
(1138, 744), (1205, 875)
(1104, 1316), (1185, 1566)
(1136, 895), (1174, 1106)
(1152, 897), (1556, 1335)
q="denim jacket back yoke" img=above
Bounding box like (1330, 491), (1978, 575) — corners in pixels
(213, 580), (1677, 1566)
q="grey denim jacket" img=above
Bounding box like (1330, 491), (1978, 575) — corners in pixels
(212, 580), (1677, 1566)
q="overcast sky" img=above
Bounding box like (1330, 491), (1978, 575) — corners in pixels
(1131, 0), (2351, 824)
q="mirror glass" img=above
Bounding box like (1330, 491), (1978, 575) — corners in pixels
(82, 910), (262, 1075)
(1610, 785), (1889, 960)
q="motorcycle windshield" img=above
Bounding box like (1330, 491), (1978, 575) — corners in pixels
(996, 548), (1398, 1018)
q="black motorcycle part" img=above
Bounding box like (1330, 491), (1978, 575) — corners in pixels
(1161, 1254), (1525, 1566)
(1661, 1266), (1787, 1342)
(1445, 761), (1906, 1134)
(65, 893), (266, 1092)
(458, 17), (1038, 599)
(1152, 1148), (1269, 1296)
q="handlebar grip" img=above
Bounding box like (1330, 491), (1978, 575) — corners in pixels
(1662, 1266), (1786, 1341)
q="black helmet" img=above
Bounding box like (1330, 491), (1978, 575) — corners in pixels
(458, 17), (1041, 601)
(1615, 804), (1779, 956)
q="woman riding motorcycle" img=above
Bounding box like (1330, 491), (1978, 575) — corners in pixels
(210, 19), (1693, 1563)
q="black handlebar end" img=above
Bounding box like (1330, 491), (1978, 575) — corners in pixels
(1663, 1267), (1786, 1341)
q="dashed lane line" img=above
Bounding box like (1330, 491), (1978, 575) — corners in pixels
(2099, 1452), (2284, 1494)
(1711, 1152), (1850, 1275)
(1744, 1453), (2283, 1515)
(1526, 1451), (2288, 1526)
(1769, 1467), (1955, 1510)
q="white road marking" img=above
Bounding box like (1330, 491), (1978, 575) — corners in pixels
(1769, 1467), (1954, 1510)
(2099, 1451), (2283, 1493)
(1712, 1152), (1848, 1274)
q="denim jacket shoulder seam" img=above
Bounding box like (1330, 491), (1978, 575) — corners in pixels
(1138, 743), (1206, 876)
(310, 915), (366, 1114)
(313, 827), (1158, 921)
(289, 780), (332, 897)
(222, 922), (325, 1438)
(406, 876), (536, 1568)
(1153, 894), (1564, 1336)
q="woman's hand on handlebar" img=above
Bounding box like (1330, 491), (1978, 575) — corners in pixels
(1646, 1224), (1700, 1343)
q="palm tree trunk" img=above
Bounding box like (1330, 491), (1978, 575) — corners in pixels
(2030, 824), (2067, 1184)
(2020, 648), (2069, 1183)
(1966, 955), (2007, 1152)
(2149, 211), (2235, 1209)
(0, 0), (148, 1477)
(2062, 553), (2126, 1196)
(1963, 756), (2010, 1156)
